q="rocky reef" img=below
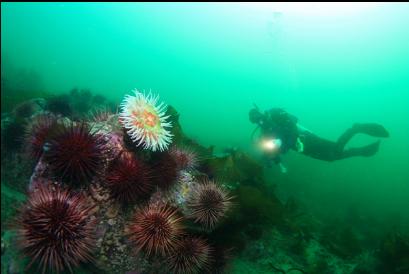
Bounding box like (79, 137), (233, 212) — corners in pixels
(1, 89), (239, 274)
(1, 88), (408, 274)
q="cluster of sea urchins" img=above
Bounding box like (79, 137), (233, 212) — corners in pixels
(15, 90), (234, 274)
(16, 184), (96, 274)
(124, 180), (233, 273)
(118, 91), (234, 273)
(126, 202), (216, 274)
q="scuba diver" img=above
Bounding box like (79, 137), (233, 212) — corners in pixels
(249, 106), (390, 173)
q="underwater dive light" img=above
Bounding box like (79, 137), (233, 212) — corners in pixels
(261, 138), (282, 152)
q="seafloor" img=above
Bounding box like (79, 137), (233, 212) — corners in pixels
(1, 87), (408, 274)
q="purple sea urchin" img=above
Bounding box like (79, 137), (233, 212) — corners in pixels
(24, 114), (58, 161)
(208, 246), (233, 274)
(186, 180), (233, 231)
(127, 203), (184, 256)
(43, 122), (106, 186)
(153, 151), (179, 190)
(169, 146), (198, 171)
(16, 184), (96, 274)
(104, 152), (153, 204)
(167, 237), (211, 274)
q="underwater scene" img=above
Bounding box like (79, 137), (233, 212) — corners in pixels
(1, 2), (409, 274)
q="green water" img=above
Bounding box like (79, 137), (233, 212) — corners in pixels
(2, 3), (409, 273)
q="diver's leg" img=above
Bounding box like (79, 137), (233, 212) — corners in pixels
(301, 132), (340, 161)
(301, 127), (383, 161)
(336, 127), (356, 152)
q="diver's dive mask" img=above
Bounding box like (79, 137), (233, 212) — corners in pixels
(249, 108), (263, 124)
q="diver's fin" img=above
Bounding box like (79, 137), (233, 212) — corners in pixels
(341, 140), (381, 159)
(359, 140), (381, 157)
(352, 123), (390, 138)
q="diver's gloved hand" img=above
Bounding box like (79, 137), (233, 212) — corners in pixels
(279, 162), (288, 174)
(295, 137), (304, 153)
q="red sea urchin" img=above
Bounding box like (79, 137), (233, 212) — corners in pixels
(167, 237), (211, 274)
(24, 114), (58, 161)
(104, 152), (153, 204)
(169, 146), (198, 171)
(16, 184), (96, 274)
(127, 203), (184, 256)
(89, 107), (113, 123)
(186, 180), (233, 231)
(207, 246), (233, 274)
(153, 151), (179, 190)
(43, 122), (106, 186)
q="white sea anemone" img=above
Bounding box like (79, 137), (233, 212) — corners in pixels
(120, 89), (172, 151)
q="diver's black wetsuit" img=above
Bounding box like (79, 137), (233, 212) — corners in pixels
(299, 126), (383, 162)
(250, 107), (389, 165)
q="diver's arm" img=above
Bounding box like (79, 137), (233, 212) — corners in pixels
(295, 123), (311, 153)
(297, 123), (312, 134)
